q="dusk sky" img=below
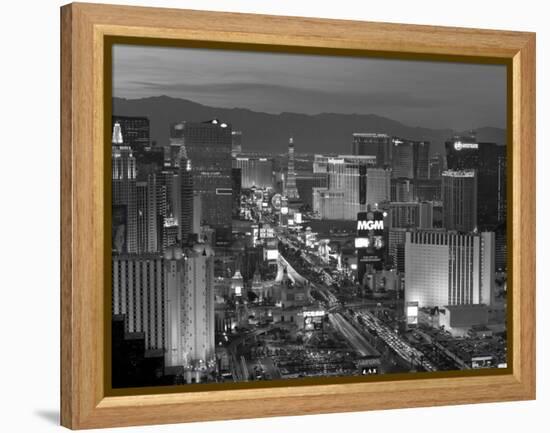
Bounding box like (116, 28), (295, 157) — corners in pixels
(113, 44), (506, 131)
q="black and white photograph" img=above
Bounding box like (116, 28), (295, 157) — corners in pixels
(110, 44), (508, 388)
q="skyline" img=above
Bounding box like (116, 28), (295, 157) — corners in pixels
(110, 43), (508, 388)
(113, 44), (507, 132)
(111, 115), (507, 388)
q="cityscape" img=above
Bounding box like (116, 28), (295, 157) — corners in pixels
(111, 46), (508, 388)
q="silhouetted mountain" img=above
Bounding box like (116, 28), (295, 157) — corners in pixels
(112, 96), (506, 154)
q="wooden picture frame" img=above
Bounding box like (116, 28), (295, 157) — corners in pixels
(60, 2), (536, 429)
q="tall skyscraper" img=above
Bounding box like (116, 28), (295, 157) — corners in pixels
(391, 138), (414, 179)
(231, 167), (242, 218)
(112, 254), (166, 350)
(497, 147), (507, 223)
(405, 230), (495, 308)
(136, 175), (159, 253)
(285, 137), (300, 199)
(157, 169), (181, 248)
(388, 227), (408, 273)
(178, 150), (194, 243)
(231, 130), (242, 157)
(366, 168), (391, 206)
(495, 225), (507, 271)
(445, 134), (480, 170)
(429, 153), (444, 180)
(112, 115), (150, 153)
(192, 192), (202, 237)
(445, 135), (505, 229)
(414, 140), (430, 180)
(112, 122), (138, 254)
(478, 142), (504, 228)
(441, 170), (478, 232)
(351, 133), (392, 167)
(391, 138), (430, 180)
(312, 154), (387, 220)
(164, 245), (215, 372)
(182, 119), (233, 245)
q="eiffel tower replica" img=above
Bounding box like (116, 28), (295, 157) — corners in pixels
(285, 137), (300, 200)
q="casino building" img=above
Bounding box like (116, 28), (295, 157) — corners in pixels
(312, 154), (390, 220)
(404, 230), (495, 308)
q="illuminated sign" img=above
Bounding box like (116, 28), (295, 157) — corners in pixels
(357, 220), (384, 231)
(281, 206), (289, 215)
(266, 249), (279, 260)
(303, 310), (325, 317)
(271, 193), (283, 210)
(357, 210), (387, 274)
(294, 213), (302, 224)
(355, 237), (370, 248)
(361, 367), (379, 375)
(406, 302), (419, 326)
(453, 141), (478, 151)
(442, 170), (475, 178)
(216, 188), (232, 195)
(471, 356), (493, 369)
(259, 227), (275, 239)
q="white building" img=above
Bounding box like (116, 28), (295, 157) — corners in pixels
(164, 245), (216, 371)
(405, 230), (495, 308)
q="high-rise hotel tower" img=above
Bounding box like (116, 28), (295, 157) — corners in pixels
(164, 245), (216, 374)
(441, 170), (478, 232)
(405, 230), (495, 308)
(112, 122), (138, 254)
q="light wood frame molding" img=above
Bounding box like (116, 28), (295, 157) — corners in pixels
(60, 2), (536, 429)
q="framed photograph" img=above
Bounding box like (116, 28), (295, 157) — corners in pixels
(60, 3), (536, 429)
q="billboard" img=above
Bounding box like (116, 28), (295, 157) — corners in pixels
(265, 249), (279, 260)
(259, 225), (275, 239)
(406, 301), (419, 326)
(271, 193), (283, 210)
(356, 210), (387, 281)
(303, 310), (325, 331)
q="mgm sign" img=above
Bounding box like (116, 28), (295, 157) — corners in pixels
(355, 210), (387, 282)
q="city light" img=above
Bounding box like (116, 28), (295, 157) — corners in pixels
(355, 237), (370, 248)
(110, 75), (507, 389)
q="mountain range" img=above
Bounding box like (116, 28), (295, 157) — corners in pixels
(112, 96), (506, 155)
